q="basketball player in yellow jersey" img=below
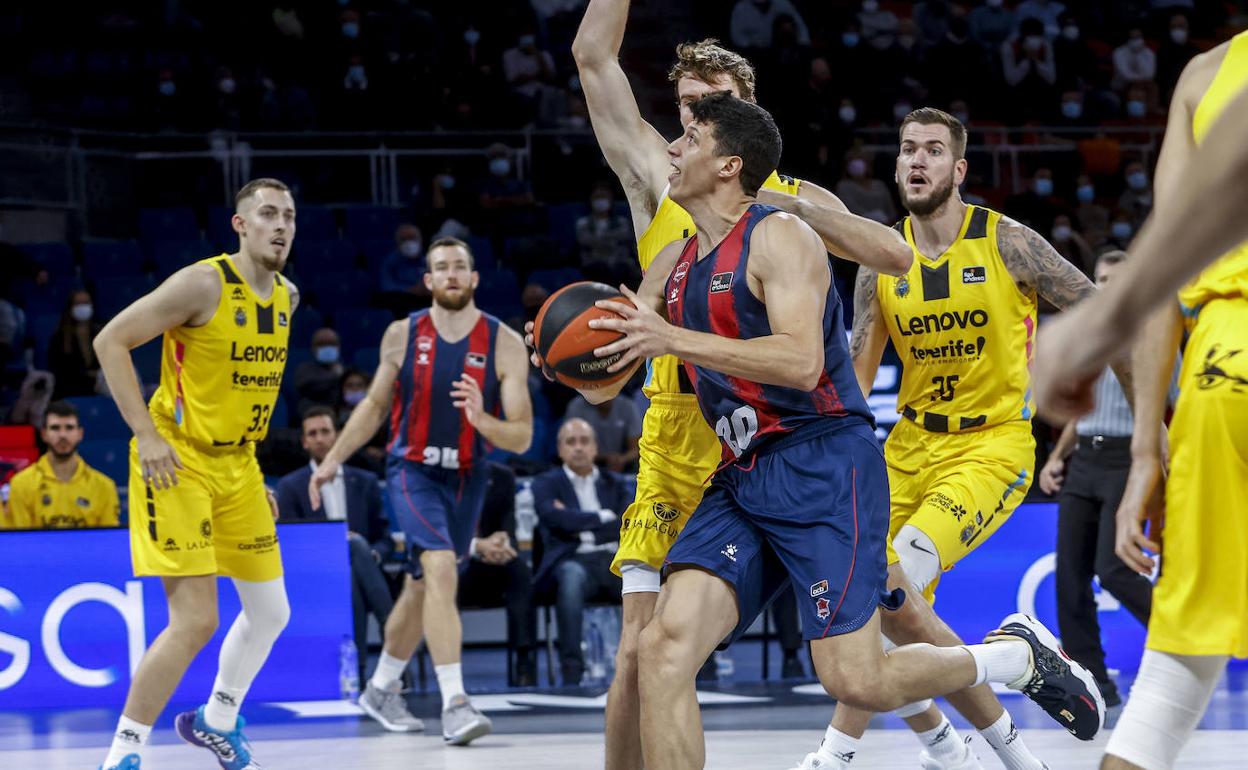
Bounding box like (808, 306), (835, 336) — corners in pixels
(92, 178), (299, 770)
(571, 2), (911, 767)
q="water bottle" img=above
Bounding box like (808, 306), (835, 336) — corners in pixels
(339, 636), (360, 702)
(714, 650), (734, 680)
(600, 606), (621, 683)
(582, 608), (607, 686)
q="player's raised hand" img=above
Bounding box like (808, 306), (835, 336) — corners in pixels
(451, 375), (484, 426)
(589, 284), (670, 371)
(523, 320), (555, 381)
(309, 457), (340, 510)
(1032, 309), (1104, 422)
(1115, 455), (1165, 575)
(137, 430), (183, 490)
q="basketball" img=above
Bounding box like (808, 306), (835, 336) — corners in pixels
(533, 281), (639, 389)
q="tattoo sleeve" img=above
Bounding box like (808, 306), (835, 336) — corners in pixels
(997, 218), (1096, 310)
(849, 266), (879, 360)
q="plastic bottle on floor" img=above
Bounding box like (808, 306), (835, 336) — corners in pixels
(339, 636), (360, 702)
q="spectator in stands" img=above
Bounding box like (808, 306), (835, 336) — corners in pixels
(2, 400), (118, 529)
(0, 296), (19, 370)
(1117, 161), (1154, 229)
(1005, 167), (1062, 234)
(1016, 0), (1066, 39)
(834, 151), (896, 225)
(826, 20), (872, 103)
(1053, 12), (1099, 92)
(564, 393), (640, 473)
(7, 371), (54, 429)
(926, 17), (987, 108)
(968, 0), (1018, 51)
(857, 0), (898, 50)
(1108, 210), (1136, 248)
(48, 289), (103, 399)
(1053, 89), (1096, 133)
(575, 183), (634, 287)
(276, 406), (393, 683)
(729, 0), (810, 51)
(1073, 176), (1110, 248)
(379, 223), (431, 315)
(480, 143), (540, 233)
(1001, 18), (1057, 120)
(457, 462), (538, 687)
(338, 369), (387, 473)
(1050, 214), (1095, 275)
(1157, 13), (1199, 101)
(913, 1), (953, 50)
(502, 30), (556, 121)
(1112, 28), (1158, 97)
(531, 418), (628, 685)
(295, 328), (345, 418)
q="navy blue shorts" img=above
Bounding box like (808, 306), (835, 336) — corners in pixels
(386, 457), (488, 578)
(664, 420), (900, 644)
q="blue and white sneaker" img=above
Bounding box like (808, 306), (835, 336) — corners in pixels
(985, 613), (1106, 741)
(174, 706), (260, 769)
(100, 754), (141, 770)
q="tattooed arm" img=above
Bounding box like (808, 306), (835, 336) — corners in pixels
(849, 266), (889, 398)
(997, 218), (1136, 408)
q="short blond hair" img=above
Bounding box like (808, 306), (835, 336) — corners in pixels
(234, 178), (290, 210)
(668, 39), (757, 102)
(899, 108), (967, 159)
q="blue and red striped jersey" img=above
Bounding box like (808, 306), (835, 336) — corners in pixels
(664, 203), (872, 464)
(387, 309), (501, 471)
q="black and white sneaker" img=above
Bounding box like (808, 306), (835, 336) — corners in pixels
(984, 613), (1105, 741)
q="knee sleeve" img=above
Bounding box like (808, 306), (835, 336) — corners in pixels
(1104, 649), (1227, 770)
(893, 525), (942, 596)
(620, 561), (661, 595)
(233, 577), (290, 643)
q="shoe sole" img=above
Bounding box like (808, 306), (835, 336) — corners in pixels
(358, 697), (424, 733)
(174, 712), (254, 770)
(993, 612), (1106, 740)
(443, 717), (492, 746)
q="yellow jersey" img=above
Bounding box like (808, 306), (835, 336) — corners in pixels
(878, 205), (1037, 433)
(637, 170), (802, 397)
(3, 454), (119, 529)
(1180, 30), (1248, 319)
(148, 255), (292, 447)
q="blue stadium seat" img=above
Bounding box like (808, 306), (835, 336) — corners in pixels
(83, 240), (144, 281)
(294, 205), (339, 241)
(546, 202), (589, 250)
(527, 267), (585, 293)
(67, 396), (130, 441)
(30, 313), (62, 369)
(302, 271), (373, 310)
(292, 240), (358, 274)
(270, 394), (290, 429)
(17, 282), (70, 318)
(288, 305), (324, 348)
(281, 347), (313, 406)
(359, 239), (394, 265)
(138, 207), (200, 241)
(94, 274), (157, 320)
(474, 269), (523, 320)
(352, 347), (380, 373)
(132, 339), (163, 385)
(149, 239), (215, 279)
(465, 235), (497, 272)
(343, 206), (402, 244)
(77, 440), (129, 487)
(206, 205), (237, 250)
(339, 308), (393, 353)
(17, 243), (76, 275)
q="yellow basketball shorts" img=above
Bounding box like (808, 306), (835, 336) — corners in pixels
(883, 416), (1035, 602)
(611, 393), (720, 576)
(129, 420), (282, 581)
(1148, 298), (1248, 658)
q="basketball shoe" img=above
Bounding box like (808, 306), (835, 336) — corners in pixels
(174, 706), (260, 769)
(441, 694), (492, 745)
(919, 736), (983, 769)
(358, 681), (425, 732)
(100, 755), (141, 770)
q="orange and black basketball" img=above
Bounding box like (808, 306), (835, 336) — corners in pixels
(533, 281), (639, 389)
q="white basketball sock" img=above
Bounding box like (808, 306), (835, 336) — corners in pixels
(203, 679), (247, 733)
(370, 651), (409, 692)
(979, 711), (1045, 770)
(435, 662), (466, 710)
(962, 641), (1031, 688)
(817, 725), (862, 766)
(203, 578), (291, 732)
(918, 714), (968, 765)
(102, 715), (151, 769)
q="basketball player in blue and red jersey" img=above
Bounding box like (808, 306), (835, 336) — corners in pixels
(311, 237), (532, 746)
(574, 93), (1104, 770)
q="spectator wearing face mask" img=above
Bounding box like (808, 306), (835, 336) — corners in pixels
(729, 0), (811, 51)
(379, 223), (431, 315)
(1108, 211), (1136, 248)
(1112, 28), (1157, 101)
(49, 289), (103, 399)
(1005, 167), (1063, 234)
(1001, 17), (1057, 122)
(834, 152), (896, 225)
(295, 328), (346, 418)
(1053, 13), (1100, 92)
(337, 369), (388, 474)
(926, 17), (988, 108)
(1117, 161), (1154, 229)
(502, 30), (556, 123)
(857, 0), (899, 50)
(1053, 89), (1095, 132)
(1049, 214), (1095, 275)
(1073, 175), (1110, 248)
(870, 19), (924, 115)
(826, 21), (872, 104)
(479, 143), (539, 235)
(1157, 14), (1199, 101)
(575, 184), (636, 288)
(968, 0), (1018, 51)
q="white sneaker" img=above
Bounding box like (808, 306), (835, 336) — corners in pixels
(919, 736), (984, 770)
(441, 694), (491, 746)
(787, 750), (853, 769)
(358, 682), (425, 732)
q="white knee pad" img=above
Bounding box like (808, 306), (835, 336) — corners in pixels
(620, 561), (661, 595)
(1104, 649), (1228, 770)
(232, 577), (291, 641)
(893, 525), (942, 596)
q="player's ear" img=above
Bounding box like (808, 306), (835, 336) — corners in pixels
(471, 270), (480, 289)
(953, 158), (968, 186)
(720, 155), (744, 182)
(231, 212), (245, 236)
(423, 272), (433, 291)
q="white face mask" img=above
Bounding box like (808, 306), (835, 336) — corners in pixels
(893, 103), (912, 121)
(71, 303), (93, 322)
(862, 0), (878, 11)
(839, 105), (857, 124)
(489, 158), (511, 176)
(1052, 225), (1072, 242)
(158, 80), (176, 97)
(218, 78), (236, 95)
(591, 197), (612, 214)
(1170, 28), (1188, 45)
(1062, 25), (1080, 41)
(399, 239), (422, 258)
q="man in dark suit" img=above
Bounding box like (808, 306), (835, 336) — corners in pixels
(532, 418), (629, 685)
(276, 406), (394, 681)
(457, 461), (538, 687)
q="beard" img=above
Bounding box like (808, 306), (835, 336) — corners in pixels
(49, 443), (78, 461)
(433, 284), (474, 311)
(900, 174), (956, 217)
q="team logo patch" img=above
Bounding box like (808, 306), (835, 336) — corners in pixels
(709, 272), (733, 293)
(815, 597), (831, 620)
(41, 494), (52, 506)
(416, 335), (434, 352)
(466, 352), (487, 368)
(234, 307), (247, 327)
(231, 287), (246, 300)
(75, 496), (90, 508)
(652, 502), (679, 522)
(962, 266), (987, 284)
(895, 276), (910, 297)
(417, 352), (430, 366)
(809, 579), (828, 598)
(200, 518), (212, 538)
(674, 261), (690, 281)
(278, 311), (288, 327)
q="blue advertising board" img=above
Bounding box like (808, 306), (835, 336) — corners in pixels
(0, 522), (349, 709)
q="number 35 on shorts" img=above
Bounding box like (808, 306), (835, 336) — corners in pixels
(716, 405), (758, 457)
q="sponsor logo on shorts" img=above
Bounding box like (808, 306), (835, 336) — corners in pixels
(809, 579), (828, 598)
(949, 502), (968, 522)
(720, 543), (737, 562)
(651, 502), (679, 522)
(466, 352), (487, 369)
(709, 272), (733, 294)
(200, 518), (212, 538)
(621, 516), (680, 539)
(962, 266), (987, 284)
(163, 537), (179, 552)
(815, 597), (831, 620)
(238, 533), (278, 552)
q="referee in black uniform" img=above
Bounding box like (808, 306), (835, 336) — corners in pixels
(1039, 250), (1156, 707)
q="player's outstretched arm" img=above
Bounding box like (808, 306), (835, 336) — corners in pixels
(572, 0), (672, 229)
(593, 214), (831, 391)
(759, 181), (913, 276)
(93, 264), (221, 488)
(456, 325), (533, 454)
(848, 266), (888, 398)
